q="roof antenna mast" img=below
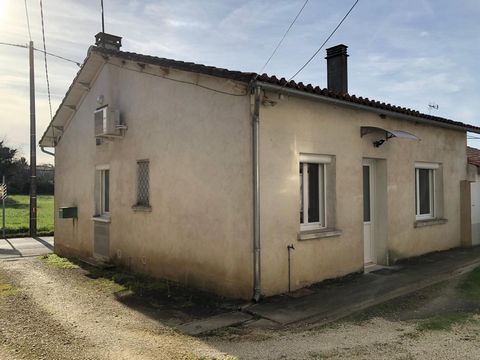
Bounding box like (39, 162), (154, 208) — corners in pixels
(101, 0), (105, 33)
(95, 1), (122, 50)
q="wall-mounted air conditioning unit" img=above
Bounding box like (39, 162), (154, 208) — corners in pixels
(94, 106), (126, 138)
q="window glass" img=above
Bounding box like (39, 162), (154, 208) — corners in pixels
(308, 163), (319, 223)
(418, 168), (430, 215)
(300, 164), (304, 223)
(300, 160), (326, 229)
(103, 170), (110, 213)
(363, 166), (370, 222)
(137, 160), (150, 206)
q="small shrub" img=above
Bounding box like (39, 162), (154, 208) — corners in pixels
(41, 254), (78, 269)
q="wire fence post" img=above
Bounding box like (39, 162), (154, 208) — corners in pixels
(2, 176), (5, 239)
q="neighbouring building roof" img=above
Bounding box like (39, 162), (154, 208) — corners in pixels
(39, 46), (480, 148)
(467, 146), (480, 167)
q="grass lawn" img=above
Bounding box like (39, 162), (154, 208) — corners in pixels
(0, 195), (54, 236)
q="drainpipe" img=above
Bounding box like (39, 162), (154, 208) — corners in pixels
(40, 146), (55, 156)
(252, 84), (261, 302)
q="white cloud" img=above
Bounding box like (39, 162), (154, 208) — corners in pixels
(1, 0), (479, 165)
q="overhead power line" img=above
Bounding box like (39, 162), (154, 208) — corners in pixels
(0, 41), (81, 66)
(0, 41), (28, 49)
(259, 0), (309, 74)
(288, 0), (360, 81)
(24, 0), (32, 41)
(33, 47), (82, 67)
(39, 0), (53, 121)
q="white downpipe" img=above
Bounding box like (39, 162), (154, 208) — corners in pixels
(252, 84), (261, 302)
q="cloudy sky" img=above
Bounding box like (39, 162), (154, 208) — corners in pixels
(1, 0), (479, 164)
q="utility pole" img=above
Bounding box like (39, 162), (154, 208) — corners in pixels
(29, 41), (37, 237)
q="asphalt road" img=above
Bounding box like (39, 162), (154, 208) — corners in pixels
(0, 236), (54, 259)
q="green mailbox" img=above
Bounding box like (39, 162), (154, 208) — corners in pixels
(59, 207), (77, 219)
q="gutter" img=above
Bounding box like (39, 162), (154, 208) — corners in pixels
(258, 82), (480, 134)
(40, 146), (54, 156)
(252, 84), (261, 302)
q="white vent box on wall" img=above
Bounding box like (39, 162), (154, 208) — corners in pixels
(94, 106), (125, 138)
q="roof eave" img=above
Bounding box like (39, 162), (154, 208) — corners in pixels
(39, 49), (106, 148)
(257, 81), (480, 134)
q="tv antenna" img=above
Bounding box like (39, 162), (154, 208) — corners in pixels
(101, 0), (105, 33)
(428, 102), (439, 113)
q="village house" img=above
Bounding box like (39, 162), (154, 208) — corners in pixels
(40, 33), (480, 300)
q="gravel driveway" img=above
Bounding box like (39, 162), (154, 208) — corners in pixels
(1, 257), (480, 359)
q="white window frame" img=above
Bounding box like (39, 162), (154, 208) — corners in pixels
(415, 162), (438, 220)
(300, 154), (331, 231)
(96, 165), (110, 217)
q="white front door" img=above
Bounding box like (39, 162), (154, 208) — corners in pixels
(363, 159), (375, 265)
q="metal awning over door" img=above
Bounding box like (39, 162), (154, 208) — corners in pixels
(360, 126), (420, 147)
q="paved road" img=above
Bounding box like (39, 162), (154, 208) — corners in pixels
(0, 237), (54, 259)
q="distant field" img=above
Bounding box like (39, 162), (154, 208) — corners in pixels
(0, 195), (54, 237)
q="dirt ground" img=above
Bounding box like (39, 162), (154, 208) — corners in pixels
(1, 257), (480, 359)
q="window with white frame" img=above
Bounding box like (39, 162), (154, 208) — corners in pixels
(415, 162), (438, 220)
(96, 167), (110, 216)
(300, 154), (331, 230)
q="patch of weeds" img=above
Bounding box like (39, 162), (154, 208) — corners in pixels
(308, 320), (342, 332)
(340, 298), (408, 325)
(76, 264), (240, 317)
(0, 277), (17, 297)
(342, 281), (450, 325)
(40, 254), (78, 269)
(416, 312), (473, 332)
(459, 267), (480, 301)
(396, 354), (415, 360)
(91, 277), (127, 292)
(400, 331), (420, 340)
(307, 349), (339, 359)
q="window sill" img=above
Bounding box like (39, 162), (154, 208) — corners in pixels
(298, 228), (342, 241)
(132, 205), (152, 212)
(91, 216), (111, 223)
(414, 218), (447, 228)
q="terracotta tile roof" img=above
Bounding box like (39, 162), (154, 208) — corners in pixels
(467, 146), (480, 167)
(91, 46), (480, 133)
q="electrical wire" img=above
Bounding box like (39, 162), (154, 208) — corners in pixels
(39, 0), (53, 121)
(24, 0), (32, 42)
(108, 61), (248, 97)
(288, 0), (360, 81)
(0, 41), (81, 66)
(259, 0), (309, 74)
(33, 48), (82, 67)
(0, 41), (28, 49)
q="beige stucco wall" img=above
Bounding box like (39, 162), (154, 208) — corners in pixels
(259, 91), (467, 296)
(54, 58), (253, 299)
(54, 58), (469, 299)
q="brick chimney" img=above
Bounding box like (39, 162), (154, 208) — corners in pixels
(325, 44), (348, 94)
(95, 32), (122, 50)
